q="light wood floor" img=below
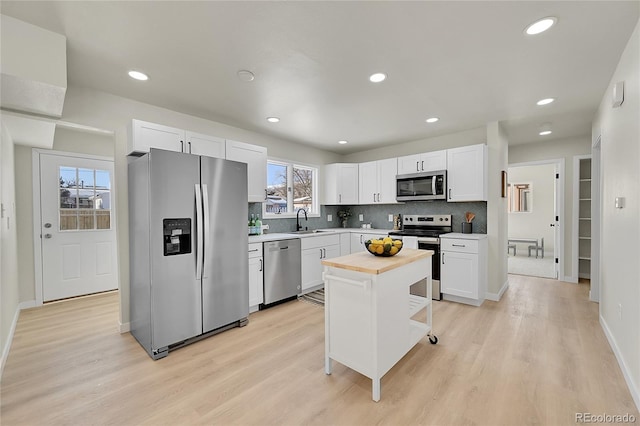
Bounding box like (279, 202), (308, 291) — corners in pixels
(2, 275), (638, 425)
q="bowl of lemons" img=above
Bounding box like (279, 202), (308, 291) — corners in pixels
(365, 237), (403, 257)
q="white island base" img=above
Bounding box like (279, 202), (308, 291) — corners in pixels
(321, 248), (436, 402)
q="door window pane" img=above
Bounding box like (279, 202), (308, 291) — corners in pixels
(59, 167), (112, 231)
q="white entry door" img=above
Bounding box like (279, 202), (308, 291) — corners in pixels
(39, 153), (118, 301)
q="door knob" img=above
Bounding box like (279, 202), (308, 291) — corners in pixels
(44, 234), (52, 239)
(44, 223), (52, 228)
(550, 224), (555, 227)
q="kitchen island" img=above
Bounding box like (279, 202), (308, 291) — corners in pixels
(321, 248), (436, 402)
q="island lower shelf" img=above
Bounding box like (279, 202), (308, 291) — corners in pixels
(322, 248), (437, 402)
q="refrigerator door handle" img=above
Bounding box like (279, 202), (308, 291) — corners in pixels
(202, 184), (211, 278)
(195, 184), (203, 280)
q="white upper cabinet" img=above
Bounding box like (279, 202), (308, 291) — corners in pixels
(446, 144), (487, 202)
(130, 120), (185, 155)
(397, 150), (446, 175)
(130, 120), (225, 159)
(325, 163), (359, 205)
(185, 131), (225, 158)
(225, 139), (268, 203)
(358, 158), (398, 204)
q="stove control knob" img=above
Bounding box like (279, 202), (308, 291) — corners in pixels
(439, 218), (443, 221)
(444, 217), (449, 221)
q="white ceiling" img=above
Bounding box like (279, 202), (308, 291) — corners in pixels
(1, 1), (638, 154)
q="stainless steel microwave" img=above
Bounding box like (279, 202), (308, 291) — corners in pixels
(396, 170), (447, 201)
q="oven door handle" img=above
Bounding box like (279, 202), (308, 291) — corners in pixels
(432, 176), (436, 196)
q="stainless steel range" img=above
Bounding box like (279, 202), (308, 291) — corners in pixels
(388, 214), (452, 300)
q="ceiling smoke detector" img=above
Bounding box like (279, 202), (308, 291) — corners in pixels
(237, 70), (255, 82)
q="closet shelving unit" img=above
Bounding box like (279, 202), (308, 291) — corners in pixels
(578, 158), (592, 279)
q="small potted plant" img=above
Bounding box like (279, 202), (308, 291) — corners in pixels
(337, 209), (352, 228)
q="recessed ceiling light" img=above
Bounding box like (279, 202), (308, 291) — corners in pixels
(539, 123), (552, 136)
(536, 98), (555, 106)
(525, 17), (557, 35)
(369, 73), (387, 83)
(338, 140), (348, 145)
(266, 117), (280, 123)
(237, 70), (255, 82)
(425, 117), (439, 123)
(128, 70), (149, 81)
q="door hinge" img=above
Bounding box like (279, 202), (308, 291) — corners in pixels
(556, 173), (559, 179)
(555, 258), (559, 264)
(556, 215), (559, 221)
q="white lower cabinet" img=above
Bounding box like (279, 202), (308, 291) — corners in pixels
(339, 233), (351, 256)
(440, 235), (487, 306)
(301, 235), (340, 294)
(248, 243), (263, 312)
(350, 232), (387, 253)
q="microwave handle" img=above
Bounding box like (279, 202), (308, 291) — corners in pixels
(432, 177), (436, 196)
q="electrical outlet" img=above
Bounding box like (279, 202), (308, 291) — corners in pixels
(618, 303), (622, 320)
(327, 214), (332, 222)
(359, 214), (364, 221)
(388, 214), (394, 222)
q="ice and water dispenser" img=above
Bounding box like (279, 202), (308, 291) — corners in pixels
(163, 218), (191, 256)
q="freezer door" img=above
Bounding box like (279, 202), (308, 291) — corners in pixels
(149, 149), (202, 348)
(201, 156), (249, 332)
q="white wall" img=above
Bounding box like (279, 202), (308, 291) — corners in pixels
(508, 164), (556, 254)
(0, 122), (20, 376)
(14, 85), (343, 329)
(592, 18), (640, 410)
(486, 121), (508, 298)
(342, 127), (486, 163)
(509, 137), (591, 280)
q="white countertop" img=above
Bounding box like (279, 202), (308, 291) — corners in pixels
(440, 232), (488, 240)
(248, 227), (395, 243)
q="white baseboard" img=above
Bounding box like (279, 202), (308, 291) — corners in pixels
(485, 279), (509, 302)
(0, 300), (34, 380)
(119, 322), (130, 333)
(563, 275), (579, 284)
(600, 315), (640, 412)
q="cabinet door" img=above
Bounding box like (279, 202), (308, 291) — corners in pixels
(226, 140), (267, 202)
(248, 256), (264, 308)
(350, 233), (366, 253)
(377, 157), (398, 204)
(185, 131), (225, 159)
(339, 233), (351, 256)
(338, 164), (359, 204)
(358, 161), (378, 204)
(441, 250), (478, 299)
(447, 144), (487, 202)
(130, 120), (185, 155)
(420, 150), (447, 172)
(397, 153), (422, 175)
(301, 247), (324, 292)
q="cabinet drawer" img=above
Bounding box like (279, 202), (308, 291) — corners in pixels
(441, 238), (478, 253)
(248, 243), (263, 259)
(301, 234), (340, 250)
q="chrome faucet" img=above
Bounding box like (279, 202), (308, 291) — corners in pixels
(296, 208), (308, 231)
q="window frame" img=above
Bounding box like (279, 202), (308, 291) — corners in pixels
(263, 158), (320, 219)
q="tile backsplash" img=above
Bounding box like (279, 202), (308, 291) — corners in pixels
(249, 200), (487, 234)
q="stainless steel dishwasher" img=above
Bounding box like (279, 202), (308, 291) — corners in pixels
(261, 239), (301, 308)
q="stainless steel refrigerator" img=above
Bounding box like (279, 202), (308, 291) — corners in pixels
(129, 148), (249, 360)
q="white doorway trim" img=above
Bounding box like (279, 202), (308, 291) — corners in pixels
(590, 134), (602, 302)
(32, 149), (118, 306)
(508, 158), (565, 281)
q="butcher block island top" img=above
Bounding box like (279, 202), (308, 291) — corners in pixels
(320, 248), (434, 274)
(321, 247), (437, 402)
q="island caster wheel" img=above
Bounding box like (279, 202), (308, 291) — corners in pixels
(429, 335), (438, 344)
